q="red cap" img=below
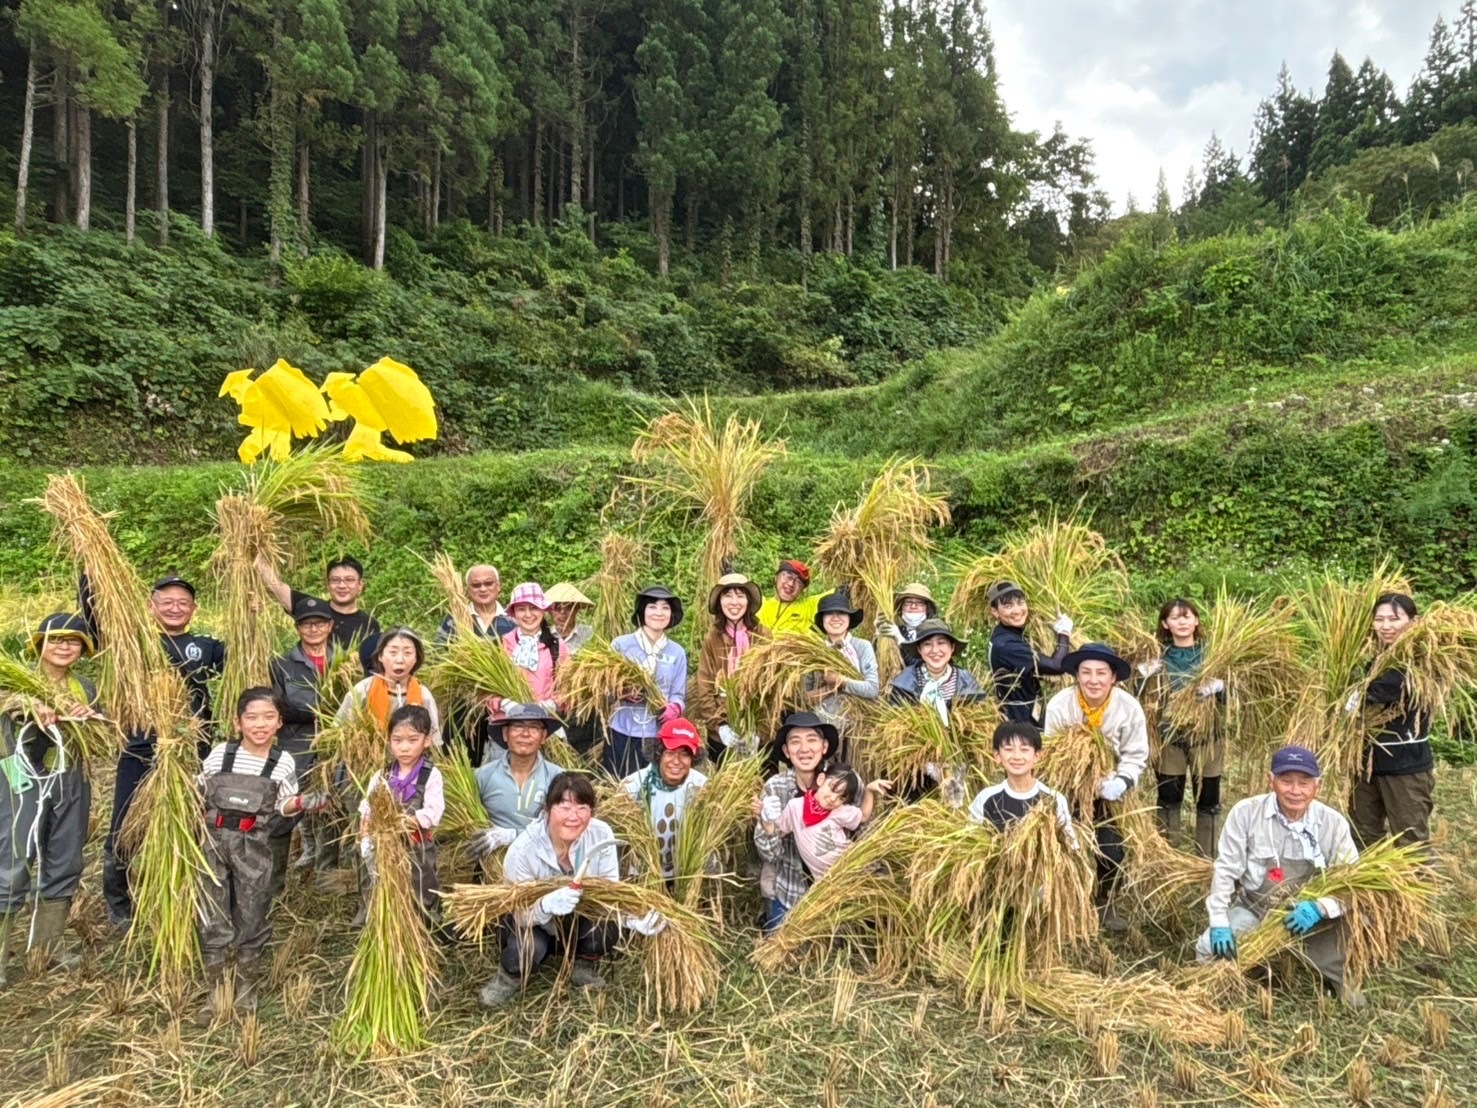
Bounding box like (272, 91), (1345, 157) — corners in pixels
(778, 559), (812, 585)
(656, 717), (701, 755)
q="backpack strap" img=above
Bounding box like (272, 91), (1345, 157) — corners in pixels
(261, 748), (281, 779)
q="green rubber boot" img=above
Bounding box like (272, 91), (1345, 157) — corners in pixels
(31, 898), (81, 972)
(0, 911), (16, 990)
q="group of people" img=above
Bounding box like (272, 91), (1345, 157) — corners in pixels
(0, 550), (1440, 1017)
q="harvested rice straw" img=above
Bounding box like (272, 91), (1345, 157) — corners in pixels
(1287, 562), (1410, 796)
(812, 459), (951, 683)
(1016, 967), (1226, 1046)
(628, 400), (785, 639)
(670, 752), (767, 910)
(948, 511), (1131, 648)
(541, 731), (588, 771)
(1036, 723), (1118, 819)
(443, 876), (722, 1015)
(729, 633), (863, 724)
(120, 671), (209, 990)
(422, 632), (536, 715)
(438, 744), (486, 840)
(212, 496), (289, 720)
(33, 473), (168, 733)
(0, 651), (119, 767)
(1365, 600), (1477, 736)
(593, 782), (667, 887)
(427, 552), (473, 639)
(592, 532), (648, 643)
(861, 699), (999, 795)
(333, 787), (439, 1057)
(312, 697), (384, 794)
(1206, 837), (1437, 994)
(1116, 803), (1214, 927)
(555, 638), (666, 725)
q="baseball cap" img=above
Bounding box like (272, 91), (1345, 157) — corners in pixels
(1270, 745), (1322, 778)
(656, 717), (701, 755)
(291, 594), (334, 623)
(987, 580), (1025, 606)
(152, 575), (197, 597)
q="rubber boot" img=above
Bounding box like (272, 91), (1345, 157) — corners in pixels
(267, 835), (291, 903)
(478, 969), (523, 1008)
(193, 961), (229, 1028)
(1157, 805), (1182, 842)
(234, 958), (262, 1014)
(570, 960), (607, 991)
(101, 849), (132, 931)
(1194, 811), (1220, 859)
(0, 911), (15, 991)
(31, 897), (81, 972)
(1095, 892), (1128, 934)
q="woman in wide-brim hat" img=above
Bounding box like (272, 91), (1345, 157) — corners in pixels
(605, 586), (688, 777)
(875, 582), (938, 667)
(887, 618), (987, 717)
(692, 573), (768, 763)
(543, 583), (599, 753)
(807, 591), (879, 745)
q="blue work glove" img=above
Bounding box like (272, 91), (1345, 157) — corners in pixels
(1209, 927), (1236, 959)
(1284, 900), (1324, 936)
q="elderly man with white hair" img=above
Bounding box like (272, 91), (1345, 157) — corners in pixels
(437, 564), (516, 644)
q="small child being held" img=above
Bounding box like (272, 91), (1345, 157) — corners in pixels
(760, 760), (889, 880)
(359, 704), (444, 918)
(967, 720), (1077, 846)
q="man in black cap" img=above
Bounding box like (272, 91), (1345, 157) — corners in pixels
(985, 580), (1074, 727)
(81, 573), (226, 928)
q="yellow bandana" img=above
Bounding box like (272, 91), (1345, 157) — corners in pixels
(1076, 687), (1111, 731)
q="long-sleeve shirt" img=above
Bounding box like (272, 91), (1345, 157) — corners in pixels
(1042, 686), (1150, 786)
(757, 595), (820, 637)
(336, 676), (441, 735)
(987, 624), (1070, 723)
(691, 624), (768, 735)
(435, 606), (514, 646)
(199, 743), (299, 816)
(967, 780), (1077, 846)
(810, 634), (880, 730)
(359, 765), (445, 830)
(504, 815), (621, 930)
(776, 797), (861, 880)
(475, 752), (566, 831)
(608, 632), (687, 738)
(754, 769), (812, 909)
(1362, 668), (1432, 776)
(1206, 794), (1358, 929)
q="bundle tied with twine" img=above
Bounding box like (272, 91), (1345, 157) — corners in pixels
(555, 638), (667, 725)
(1286, 561), (1410, 796)
(32, 473), (168, 733)
(0, 651), (119, 767)
(628, 400), (785, 640)
(213, 444), (370, 719)
(1197, 836), (1438, 1000)
(119, 671), (209, 989)
(332, 786), (439, 1057)
(444, 877), (722, 1016)
(948, 511), (1131, 649)
(592, 532), (649, 643)
(729, 633), (863, 737)
(860, 698), (1000, 803)
(1115, 801), (1215, 928)
(812, 458), (951, 683)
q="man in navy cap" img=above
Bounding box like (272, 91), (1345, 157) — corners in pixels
(1195, 745), (1364, 1007)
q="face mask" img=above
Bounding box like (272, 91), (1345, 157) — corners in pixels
(902, 611), (927, 629)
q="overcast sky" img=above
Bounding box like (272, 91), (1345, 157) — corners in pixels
(989, 0), (1454, 211)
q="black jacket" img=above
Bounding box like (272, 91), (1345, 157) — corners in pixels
(270, 645), (333, 757)
(1364, 668), (1432, 776)
(987, 624), (1070, 724)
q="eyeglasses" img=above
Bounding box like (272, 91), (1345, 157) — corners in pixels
(551, 801), (592, 814)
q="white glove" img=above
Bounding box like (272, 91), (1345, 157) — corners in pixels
(737, 732), (760, 758)
(1197, 678), (1225, 699)
(299, 791), (331, 813)
(1343, 688), (1362, 714)
(941, 776), (966, 810)
(1136, 658), (1164, 678)
(538, 699), (559, 713)
(623, 910), (667, 937)
(1098, 776), (1129, 802)
(470, 826), (518, 859)
(501, 701), (524, 714)
(875, 616), (903, 644)
(760, 795), (783, 823)
(718, 724), (740, 748)
(538, 885), (582, 918)
(1052, 613), (1074, 636)
(359, 837), (374, 860)
(924, 762), (943, 783)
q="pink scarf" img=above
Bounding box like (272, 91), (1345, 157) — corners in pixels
(725, 621), (750, 675)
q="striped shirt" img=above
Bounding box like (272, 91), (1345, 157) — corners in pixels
(199, 744), (299, 816)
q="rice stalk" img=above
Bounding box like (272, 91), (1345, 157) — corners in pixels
(729, 633), (862, 725)
(1116, 803), (1214, 925)
(555, 639), (666, 725)
(947, 511), (1131, 648)
(32, 473), (168, 732)
(120, 671), (209, 990)
(1014, 967), (1225, 1046)
(211, 496), (289, 721)
(0, 652), (119, 766)
(1036, 723), (1118, 819)
(428, 552), (472, 639)
(332, 786), (439, 1057)
(421, 633), (535, 715)
(437, 744), (486, 840)
(629, 400), (785, 639)
(592, 532), (648, 643)
(312, 697), (384, 794)
(541, 731), (588, 771)
(670, 752), (768, 910)
(855, 698), (997, 800)
(1368, 600), (1477, 735)
(593, 782), (667, 887)
(443, 876), (722, 1015)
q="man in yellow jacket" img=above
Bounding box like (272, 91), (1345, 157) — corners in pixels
(757, 560), (821, 636)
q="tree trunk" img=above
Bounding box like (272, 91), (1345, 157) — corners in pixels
(267, 3), (292, 264)
(296, 132), (310, 255)
(361, 112), (377, 263)
(75, 106), (91, 231)
(373, 143), (388, 270)
(617, 166), (624, 221)
(568, 14), (583, 209)
(432, 146), (441, 229)
(904, 187), (914, 267)
(14, 51), (36, 234)
(550, 138), (560, 223)
(52, 71), (70, 224)
(888, 191), (898, 270)
(200, 17), (216, 237)
(845, 194), (854, 256)
(685, 192), (698, 252)
(531, 114), (543, 227)
(652, 184), (671, 276)
(125, 119), (137, 243)
(156, 64), (170, 245)
(719, 216), (732, 287)
(831, 197), (842, 253)
(488, 151), (503, 233)
(586, 123), (595, 238)
(238, 195), (248, 247)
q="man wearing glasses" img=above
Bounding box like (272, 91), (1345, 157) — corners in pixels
(256, 554), (382, 667)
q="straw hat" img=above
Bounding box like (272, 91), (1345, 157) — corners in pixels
(544, 582), (594, 608)
(707, 572), (762, 617)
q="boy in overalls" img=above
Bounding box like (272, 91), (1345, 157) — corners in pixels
(196, 688), (306, 1025)
(1195, 745), (1364, 1007)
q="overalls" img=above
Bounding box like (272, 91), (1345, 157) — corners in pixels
(199, 744), (282, 967)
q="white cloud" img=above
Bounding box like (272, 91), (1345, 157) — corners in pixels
(989, 0), (1453, 211)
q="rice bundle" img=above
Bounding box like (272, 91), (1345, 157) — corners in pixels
(812, 459), (951, 682)
(593, 782), (667, 886)
(0, 652), (119, 766)
(948, 511), (1131, 648)
(670, 752), (768, 909)
(555, 638), (666, 724)
(1366, 599), (1477, 736)
(32, 473), (167, 732)
(437, 743), (486, 840)
(729, 633), (863, 723)
(859, 699), (999, 798)
(1206, 837), (1437, 993)
(1116, 803), (1215, 926)
(1287, 562), (1410, 794)
(312, 697), (384, 793)
(1036, 723), (1118, 818)
(542, 731), (588, 771)
(628, 401), (785, 639)
(428, 552), (473, 639)
(422, 633), (535, 713)
(1016, 968), (1226, 1046)
(443, 876), (722, 1015)
(120, 671), (209, 989)
(592, 532), (649, 643)
(213, 444), (370, 719)
(333, 786), (439, 1057)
